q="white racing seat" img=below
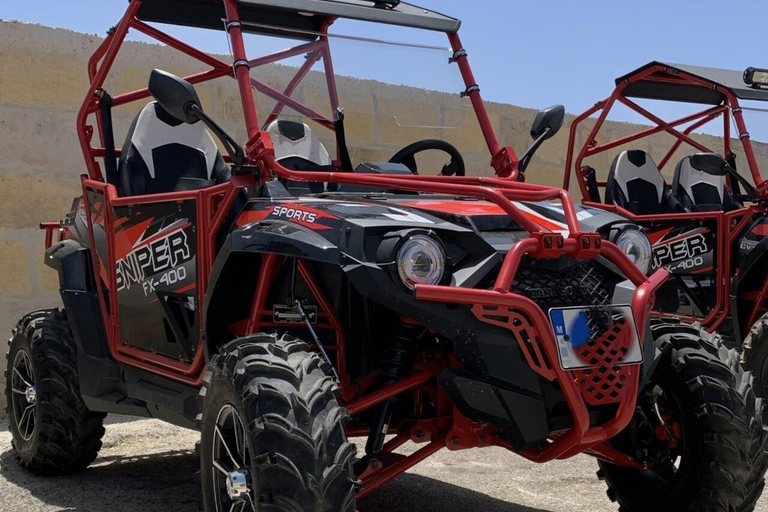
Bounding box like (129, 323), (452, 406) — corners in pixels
(672, 155), (742, 211)
(605, 150), (682, 215)
(267, 120), (335, 194)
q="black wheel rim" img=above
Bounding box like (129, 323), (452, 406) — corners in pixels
(212, 404), (255, 512)
(10, 349), (37, 442)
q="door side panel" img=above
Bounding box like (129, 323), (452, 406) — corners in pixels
(112, 200), (200, 361)
(647, 221), (718, 316)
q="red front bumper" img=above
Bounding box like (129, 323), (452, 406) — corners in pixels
(415, 237), (669, 462)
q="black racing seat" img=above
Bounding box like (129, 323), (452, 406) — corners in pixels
(117, 102), (230, 196)
(605, 150), (683, 215)
(266, 119), (336, 194)
(672, 155), (742, 212)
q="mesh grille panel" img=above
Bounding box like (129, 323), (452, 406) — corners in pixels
(511, 261), (612, 311)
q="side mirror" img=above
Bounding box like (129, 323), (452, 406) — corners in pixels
(148, 69), (203, 124)
(689, 153), (730, 176)
(518, 105), (566, 173)
(530, 105), (565, 141)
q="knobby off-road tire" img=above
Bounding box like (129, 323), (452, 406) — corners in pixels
(199, 333), (357, 512)
(742, 312), (768, 401)
(598, 322), (768, 512)
(4, 309), (106, 474)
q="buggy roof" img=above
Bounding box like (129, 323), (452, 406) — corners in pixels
(136, 0), (461, 39)
(616, 61), (768, 105)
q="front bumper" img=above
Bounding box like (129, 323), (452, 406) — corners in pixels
(415, 237), (668, 462)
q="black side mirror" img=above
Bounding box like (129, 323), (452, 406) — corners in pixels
(530, 105), (565, 141)
(518, 105), (566, 173)
(689, 153), (730, 176)
(148, 69), (203, 124)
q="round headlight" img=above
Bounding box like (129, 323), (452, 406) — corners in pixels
(396, 235), (446, 290)
(616, 228), (652, 274)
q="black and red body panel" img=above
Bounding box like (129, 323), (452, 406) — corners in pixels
(738, 216), (768, 263)
(649, 225), (714, 274)
(644, 223), (719, 319)
(112, 201), (199, 360)
(730, 215), (768, 338)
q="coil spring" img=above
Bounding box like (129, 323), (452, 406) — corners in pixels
(379, 323), (421, 384)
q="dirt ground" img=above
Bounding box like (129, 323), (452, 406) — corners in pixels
(1, 413), (767, 512)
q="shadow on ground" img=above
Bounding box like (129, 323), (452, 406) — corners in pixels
(0, 447), (201, 511)
(358, 473), (554, 512)
(0, 444), (554, 512)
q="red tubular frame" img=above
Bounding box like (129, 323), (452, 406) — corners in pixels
(346, 362), (445, 416)
(356, 437), (445, 499)
(40, 222), (64, 250)
(66, 0), (670, 491)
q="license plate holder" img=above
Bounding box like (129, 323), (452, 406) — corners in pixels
(548, 305), (642, 370)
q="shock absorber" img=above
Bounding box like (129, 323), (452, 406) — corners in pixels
(365, 323), (421, 456)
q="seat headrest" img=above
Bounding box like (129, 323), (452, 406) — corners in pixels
(117, 102), (229, 196)
(267, 119), (332, 167)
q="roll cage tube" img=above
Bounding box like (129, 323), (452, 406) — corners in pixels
(564, 63), (768, 201)
(74, 0), (584, 242)
(73, 0), (667, 301)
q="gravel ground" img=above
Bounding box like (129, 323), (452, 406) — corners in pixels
(1, 413), (767, 512)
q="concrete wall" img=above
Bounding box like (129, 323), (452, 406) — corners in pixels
(1, 20), (767, 406)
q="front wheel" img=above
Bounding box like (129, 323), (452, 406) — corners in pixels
(598, 323), (767, 512)
(199, 333), (357, 512)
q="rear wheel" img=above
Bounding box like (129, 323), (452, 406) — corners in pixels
(598, 323), (767, 512)
(4, 309), (106, 474)
(199, 333), (357, 512)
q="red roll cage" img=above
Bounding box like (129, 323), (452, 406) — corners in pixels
(564, 61), (768, 200)
(74, 0), (635, 284)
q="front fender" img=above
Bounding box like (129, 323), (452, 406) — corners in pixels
(232, 220), (340, 263)
(202, 221), (339, 360)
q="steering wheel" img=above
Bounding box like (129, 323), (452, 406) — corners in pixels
(388, 139), (466, 176)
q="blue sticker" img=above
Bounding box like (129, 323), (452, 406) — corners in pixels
(568, 311), (591, 349)
(550, 309), (566, 337)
